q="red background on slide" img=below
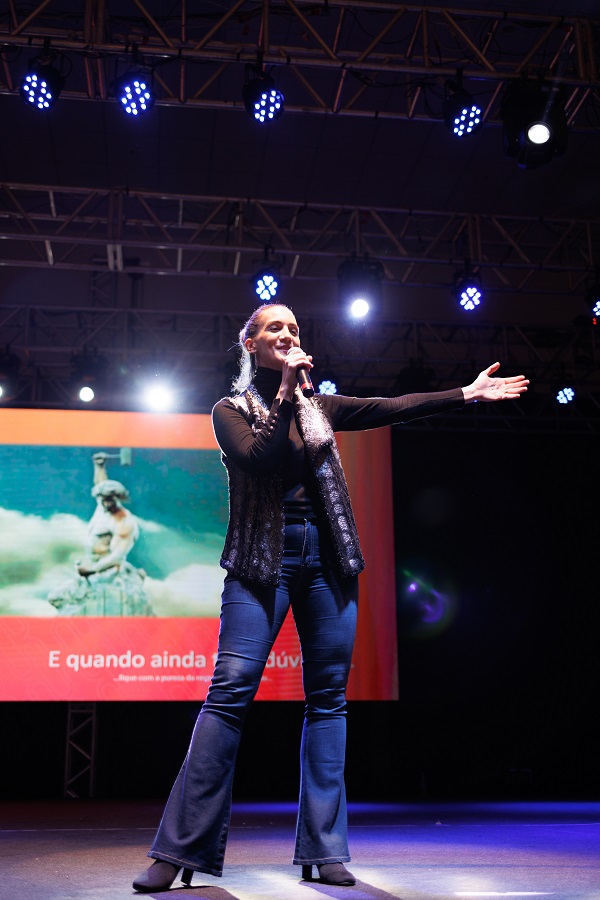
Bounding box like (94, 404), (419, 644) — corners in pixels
(0, 410), (397, 701)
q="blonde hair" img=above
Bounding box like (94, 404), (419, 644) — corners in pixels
(231, 303), (295, 395)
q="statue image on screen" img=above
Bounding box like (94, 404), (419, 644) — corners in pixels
(0, 435), (227, 619)
(48, 452), (153, 616)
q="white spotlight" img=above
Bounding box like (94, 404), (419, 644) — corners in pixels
(527, 122), (551, 144)
(338, 255), (384, 319)
(79, 386), (95, 403)
(142, 381), (175, 412)
(350, 298), (370, 319)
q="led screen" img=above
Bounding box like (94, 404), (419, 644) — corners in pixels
(0, 409), (398, 701)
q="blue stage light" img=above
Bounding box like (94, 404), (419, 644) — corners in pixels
(115, 72), (155, 116)
(252, 88), (284, 123)
(318, 379), (338, 395)
(254, 269), (279, 302)
(20, 64), (65, 110)
(556, 386), (575, 405)
(443, 72), (484, 139)
(454, 268), (483, 311)
(243, 71), (284, 124)
(444, 94), (483, 138)
(585, 282), (600, 322)
(458, 283), (482, 311)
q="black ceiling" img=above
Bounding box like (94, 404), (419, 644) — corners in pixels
(0, 2), (599, 420)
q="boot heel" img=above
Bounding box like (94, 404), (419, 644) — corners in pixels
(181, 868), (193, 886)
(301, 864), (314, 881)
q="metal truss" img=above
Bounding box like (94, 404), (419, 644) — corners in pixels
(64, 701), (97, 799)
(2, 301), (598, 432)
(0, 2), (599, 127)
(1, 182), (598, 299)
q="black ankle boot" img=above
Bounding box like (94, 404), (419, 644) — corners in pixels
(132, 860), (193, 892)
(301, 862), (356, 885)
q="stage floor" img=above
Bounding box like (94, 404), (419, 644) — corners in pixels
(1, 801), (599, 900)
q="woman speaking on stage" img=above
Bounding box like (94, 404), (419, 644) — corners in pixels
(133, 302), (528, 892)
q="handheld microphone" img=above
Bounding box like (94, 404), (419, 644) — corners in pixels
(297, 367), (315, 398)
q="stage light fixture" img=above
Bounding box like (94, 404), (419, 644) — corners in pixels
(0, 349), (21, 402)
(317, 372), (338, 395)
(114, 70), (155, 116)
(338, 255), (384, 320)
(318, 379), (338, 395)
(253, 267), (279, 302)
(252, 246), (281, 302)
(135, 353), (182, 411)
(243, 66), (284, 124)
(585, 281), (600, 323)
(350, 298), (370, 319)
(528, 122), (551, 144)
(443, 73), (483, 139)
(556, 386), (575, 405)
(141, 378), (175, 412)
(453, 268), (483, 311)
(71, 351), (107, 405)
(80, 386), (96, 402)
(501, 79), (568, 169)
(20, 57), (66, 110)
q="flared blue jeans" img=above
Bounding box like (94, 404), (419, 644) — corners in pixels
(148, 520), (358, 876)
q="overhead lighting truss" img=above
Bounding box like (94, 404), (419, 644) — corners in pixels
(0, 184), (597, 301)
(0, 3), (598, 128)
(1, 304), (598, 432)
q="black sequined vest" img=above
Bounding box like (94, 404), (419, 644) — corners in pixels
(219, 386), (365, 585)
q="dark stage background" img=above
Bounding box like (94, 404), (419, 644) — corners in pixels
(2, 426), (598, 803)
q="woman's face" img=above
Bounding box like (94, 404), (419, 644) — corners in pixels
(245, 305), (300, 370)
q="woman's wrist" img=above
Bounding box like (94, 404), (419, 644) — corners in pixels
(277, 378), (296, 402)
(462, 383), (478, 403)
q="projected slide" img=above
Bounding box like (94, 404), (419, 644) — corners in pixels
(0, 409), (398, 702)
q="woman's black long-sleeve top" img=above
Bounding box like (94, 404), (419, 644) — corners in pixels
(212, 367), (465, 522)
